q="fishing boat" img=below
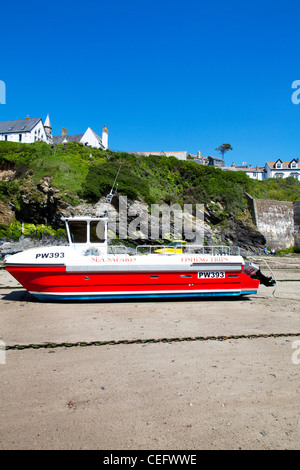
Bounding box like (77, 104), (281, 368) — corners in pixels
(5, 212), (275, 301)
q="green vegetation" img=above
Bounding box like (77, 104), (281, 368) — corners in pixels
(0, 180), (20, 202)
(80, 160), (155, 204)
(0, 141), (108, 195)
(276, 246), (300, 254)
(0, 141), (299, 231)
(80, 152), (254, 217)
(248, 176), (300, 202)
(0, 220), (66, 240)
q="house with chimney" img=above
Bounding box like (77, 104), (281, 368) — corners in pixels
(223, 163), (266, 180)
(52, 125), (108, 150)
(0, 116), (49, 143)
(264, 158), (300, 179)
(223, 159), (300, 180)
(0, 115), (109, 150)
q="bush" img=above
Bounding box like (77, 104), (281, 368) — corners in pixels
(0, 221), (22, 240)
(80, 161), (154, 204)
(0, 221), (66, 241)
(0, 180), (20, 202)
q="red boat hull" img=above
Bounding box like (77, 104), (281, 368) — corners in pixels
(6, 264), (259, 301)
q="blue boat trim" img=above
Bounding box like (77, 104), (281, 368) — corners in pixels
(31, 291), (258, 301)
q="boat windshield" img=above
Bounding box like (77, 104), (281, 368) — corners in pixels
(68, 221), (87, 243)
(67, 220), (106, 244)
(90, 221), (105, 243)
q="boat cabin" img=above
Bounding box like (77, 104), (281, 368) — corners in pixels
(63, 216), (108, 249)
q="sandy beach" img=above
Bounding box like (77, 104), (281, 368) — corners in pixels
(0, 255), (299, 450)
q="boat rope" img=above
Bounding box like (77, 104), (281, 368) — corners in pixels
(258, 257), (278, 298)
(4, 332), (300, 351)
(249, 257), (300, 301)
(250, 256), (300, 268)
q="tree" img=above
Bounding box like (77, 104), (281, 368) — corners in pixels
(215, 144), (233, 165)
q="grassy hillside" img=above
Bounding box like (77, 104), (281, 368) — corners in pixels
(0, 141), (299, 225)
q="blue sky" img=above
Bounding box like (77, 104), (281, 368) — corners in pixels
(1, 0), (299, 167)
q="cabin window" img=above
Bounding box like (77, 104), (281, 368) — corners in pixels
(90, 221), (105, 243)
(68, 221), (87, 243)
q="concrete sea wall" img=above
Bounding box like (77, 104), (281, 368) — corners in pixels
(246, 194), (299, 250)
(294, 201), (300, 249)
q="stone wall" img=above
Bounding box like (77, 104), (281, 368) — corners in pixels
(294, 201), (300, 249)
(246, 193), (298, 250)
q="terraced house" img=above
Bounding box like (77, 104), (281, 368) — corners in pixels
(223, 159), (300, 180)
(265, 158), (300, 180)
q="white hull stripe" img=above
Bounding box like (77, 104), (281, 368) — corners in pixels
(66, 263), (242, 273)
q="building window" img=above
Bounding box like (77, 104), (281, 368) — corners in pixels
(4, 135), (7, 141)
(274, 172), (284, 178)
(291, 162), (297, 168)
(19, 134), (22, 142)
(275, 162), (282, 169)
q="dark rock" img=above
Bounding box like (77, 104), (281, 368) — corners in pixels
(220, 217), (266, 253)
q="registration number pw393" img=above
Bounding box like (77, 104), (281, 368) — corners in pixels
(198, 271), (225, 279)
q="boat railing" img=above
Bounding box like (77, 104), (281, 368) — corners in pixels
(135, 245), (240, 256)
(107, 245), (132, 255)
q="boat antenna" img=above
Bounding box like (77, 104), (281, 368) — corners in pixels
(102, 164), (122, 216)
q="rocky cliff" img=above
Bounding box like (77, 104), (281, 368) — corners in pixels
(0, 175), (266, 256)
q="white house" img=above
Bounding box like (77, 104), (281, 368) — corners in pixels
(53, 125), (108, 150)
(242, 166), (266, 180)
(0, 117), (49, 144)
(81, 126), (108, 149)
(223, 164), (266, 180)
(265, 159), (300, 180)
(222, 159), (300, 180)
(0, 115), (109, 150)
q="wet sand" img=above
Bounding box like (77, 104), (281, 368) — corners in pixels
(0, 256), (299, 450)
